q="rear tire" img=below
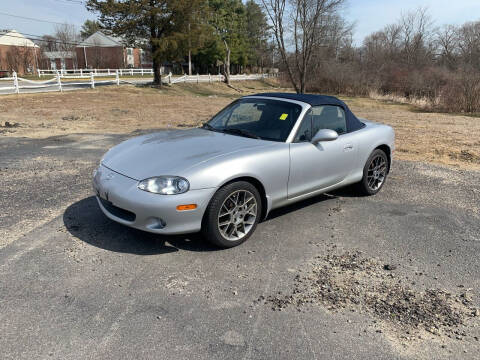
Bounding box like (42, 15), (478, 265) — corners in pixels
(357, 149), (388, 195)
(202, 181), (262, 248)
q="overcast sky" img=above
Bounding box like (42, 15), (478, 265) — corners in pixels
(1, 0), (479, 45)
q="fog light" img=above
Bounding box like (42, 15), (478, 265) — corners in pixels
(176, 204), (197, 211)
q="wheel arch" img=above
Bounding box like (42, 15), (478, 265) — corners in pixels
(374, 144), (391, 172)
(213, 176), (269, 221)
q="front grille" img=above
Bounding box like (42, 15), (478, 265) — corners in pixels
(99, 198), (136, 222)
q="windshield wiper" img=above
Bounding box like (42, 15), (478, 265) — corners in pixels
(202, 123), (262, 140)
(201, 123), (218, 132)
(221, 128), (261, 140)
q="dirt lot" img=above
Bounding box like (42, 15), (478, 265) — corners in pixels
(1, 80), (479, 170)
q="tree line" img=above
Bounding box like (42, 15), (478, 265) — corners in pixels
(31, 0), (480, 113)
(261, 1), (480, 113)
(312, 6), (480, 113)
(85, 0), (273, 85)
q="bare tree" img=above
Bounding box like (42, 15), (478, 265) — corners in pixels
(40, 35), (58, 52)
(399, 7), (435, 68)
(5, 47), (22, 73)
(90, 39), (103, 68)
(459, 66), (480, 112)
(54, 24), (80, 51)
(435, 25), (458, 69)
(20, 45), (34, 74)
(291, 3), (480, 113)
(261, 0), (345, 93)
(383, 24), (402, 59)
(456, 20), (480, 70)
(362, 23), (402, 86)
(38, 51), (50, 70)
(54, 24), (80, 69)
(315, 14), (353, 61)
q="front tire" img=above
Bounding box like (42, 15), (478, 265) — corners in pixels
(202, 181), (262, 248)
(357, 149), (389, 195)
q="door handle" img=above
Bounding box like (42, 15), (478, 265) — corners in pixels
(343, 144), (354, 152)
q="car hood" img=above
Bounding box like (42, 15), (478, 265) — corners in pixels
(102, 128), (270, 180)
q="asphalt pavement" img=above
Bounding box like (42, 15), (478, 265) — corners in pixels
(1, 132), (479, 359)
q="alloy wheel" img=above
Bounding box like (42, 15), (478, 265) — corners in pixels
(217, 190), (258, 241)
(367, 154), (387, 191)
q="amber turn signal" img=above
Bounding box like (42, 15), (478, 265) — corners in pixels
(176, 204), (197, 211)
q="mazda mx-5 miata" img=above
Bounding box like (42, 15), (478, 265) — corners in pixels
(93, 93), (395, 247)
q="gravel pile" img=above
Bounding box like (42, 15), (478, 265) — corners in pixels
(259, 250), (478, 338)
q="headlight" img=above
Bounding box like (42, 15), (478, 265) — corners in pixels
(138, 176), (190, 195)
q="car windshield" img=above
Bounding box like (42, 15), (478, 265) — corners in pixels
(204, 98), (303, 142)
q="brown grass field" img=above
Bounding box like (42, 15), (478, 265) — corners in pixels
(1, 80), (479, 170)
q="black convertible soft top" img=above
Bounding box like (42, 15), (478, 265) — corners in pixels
(251, 92), (364, 132)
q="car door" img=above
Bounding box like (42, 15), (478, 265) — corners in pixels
(287, 105), (357, 199)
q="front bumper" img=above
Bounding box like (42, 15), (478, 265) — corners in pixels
(92, 164), (216, 234)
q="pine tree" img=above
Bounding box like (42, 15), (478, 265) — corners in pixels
(80, 20), (102, 39)
(86, 0), (208, 85)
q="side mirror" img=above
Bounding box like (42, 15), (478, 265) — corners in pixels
(311, 129), (338, 144)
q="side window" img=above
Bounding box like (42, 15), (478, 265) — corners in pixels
(311, 106), (347, 135)
(294, 111), (312, 142)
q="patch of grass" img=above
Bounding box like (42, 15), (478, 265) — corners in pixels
(1, 82), (479, 170)
(175, 83), (237, 97)
(145, 78), (285, 99)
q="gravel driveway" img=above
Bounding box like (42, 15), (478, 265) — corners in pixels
(1, 132), (479, 360)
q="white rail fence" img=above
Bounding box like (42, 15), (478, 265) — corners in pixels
(0, 71), (275, 95)
(38, 68), (154, 77)
(0, 71), (124, 94)
(168, 73), (272, 84)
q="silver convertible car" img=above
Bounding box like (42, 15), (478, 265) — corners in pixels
(93, 93), (394, 247)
